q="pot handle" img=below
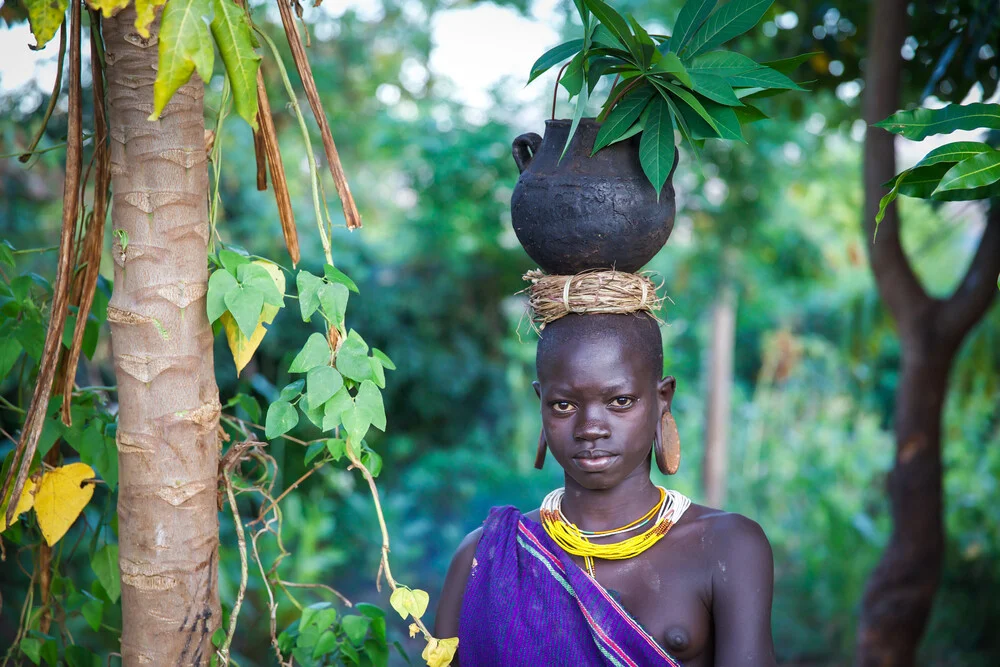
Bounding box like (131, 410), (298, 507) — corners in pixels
(512, 133), (543, 173)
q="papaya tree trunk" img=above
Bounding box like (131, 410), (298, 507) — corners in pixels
(104, 8), (221, 665)
(856, 0), (1000, 663)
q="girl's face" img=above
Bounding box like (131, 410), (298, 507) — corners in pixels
(535, 333), (674, 491)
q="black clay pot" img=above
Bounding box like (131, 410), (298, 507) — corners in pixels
(510, 118), (677, 275)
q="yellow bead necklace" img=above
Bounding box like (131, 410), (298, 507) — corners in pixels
(540, 486), (691, 577)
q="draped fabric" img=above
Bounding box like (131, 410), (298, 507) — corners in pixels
(458, 506), (682, 667)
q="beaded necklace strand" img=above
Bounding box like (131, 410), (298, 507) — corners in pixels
(540, 486), (691, 577)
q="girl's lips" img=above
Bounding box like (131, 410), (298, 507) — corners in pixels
(572, 454), (618, 472)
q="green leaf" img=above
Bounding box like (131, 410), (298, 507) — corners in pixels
(734, 102), (768, 124)
(23, 0), (68, 50)
(593, 89), (653, 154)
(304, 441), (326, 463)
(659, 81), (720, 134)
(80, 598), (103, 632)
(297, 271), (324, 322)
(725, 66), (803, 90)
(325, 438), (346, 461)
(683, 0), (774, 58)
(312, 631), (339, 659)
(239, 263), (284, 307)
(873, 103), (1000, 141)
(318, 283), (349, 332)
(665, 89), (718, 139)
(527, 39), (584, 84)
(689, 50), (759, 75)
(223, 285), (264, 340)
(933, 149), (1000, 194)
(20, 637), (41, 665)
(559, 51), (586, 97)
(218, 248), (250, 276)
(91, 544), (120, 603)
(306, 366), (344, 408)
(912, 141), (992, 168)
(626, 15), (655, 67)
(151, 0), (215, 122)
(356, 380), (387, 432)
(638, 96), (676, 197)
(702, 100), (744, 140)
(207, 269), (239, 323)
(665, 0), (715, 54)
(689, 72), (742, 105)
(650, 52), (693, 87)
(289, 333), (331, 373)
(265, 400), (298, 439)
(342, 615), (371, 646)
(210, 0), (260, 130)
(0, 335), (23, 382)
(371, 348), (396, 370)
(0, 241), (14, 270)
(762, 52), (818, 75)
(592, 24), (623, 50)
(322, 388), (354, 431)
(66, 646), (101, 667)
(302, 602), (338, 633)
(336, 330), (372, 382)
(363, 448), (383, 477)
(582, 0), (638, 61)
(369, 357), (386, 388)
(323, 264), (359, 293)
(560, 83), (590, 161)
(342, 404), (372, 443)
(279, 379), (305, 402)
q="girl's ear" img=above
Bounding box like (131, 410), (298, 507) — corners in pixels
(657, 376), (676, 412)
(533, 380), (541, 400)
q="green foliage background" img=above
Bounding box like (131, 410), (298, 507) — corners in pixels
(1, 0), (998, 665)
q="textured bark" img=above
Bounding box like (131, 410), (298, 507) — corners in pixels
(856, 0), (1000, 663)
(702, 282), (735, 509)
(104, 9), (220, 665)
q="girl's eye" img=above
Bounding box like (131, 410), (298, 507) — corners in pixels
(612, 396), (634, 408)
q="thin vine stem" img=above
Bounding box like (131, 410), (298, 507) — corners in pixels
(19, 22), (67, 164)
(253, 26), (332, 265)
(218, 473), (248, 667)
(209, 77), (232, 254)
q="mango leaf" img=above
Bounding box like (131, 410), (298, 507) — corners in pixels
(356, 380), (386, 431)
(933, 149), (1000, 194)
(86, 0), (130, 19)
(726, 66), (803, 90)
(306, 365), (344, 408)
(289, 333), (331, 373)
(665, 0), (715, 54)
(323, 264), (359, 293)
(583, 0), (638, 62)
(702, 100), (744, 140)
(592, 89), (653, 155)
(929, 181), (1000, 201)
(689, 50), (758, 75)
(873, 103), (1000, 141)
(683, 0), (774, 58)
(24, 0), (68, 50)
(884, 163), (952, 199)
(91, 544), (120, 603)
(650, 52), (692, 87)
(150, 0), (215, 122)
(265, 400), (298, 439)
(134, 0), (169, 38)
(762, 52), (819, 75)
(210, 0), (260, 130)
(527, 39), (584, 84)
(912, 141), (992, 168)
(689, 72), (742, 105)
(35, 463), (95, 546)
(297, 271), (324, 322)
(638, 95), (676, 198)
(223, 284), (264, 340)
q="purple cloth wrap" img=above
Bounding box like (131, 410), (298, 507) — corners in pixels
(457, 506), (682, 667)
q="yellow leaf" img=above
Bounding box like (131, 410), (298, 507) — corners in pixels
(85, 0), (131, 19)
(390, 586), (429, 620)
(34, 463), (95, 546)
(222, 261), (285, 375)
(0, 477), (36, 532)
(23, 0), (68, 50)
(134, 0), (169, 39)
(409, 623), (420, 638)
(422, 637), (458, 667)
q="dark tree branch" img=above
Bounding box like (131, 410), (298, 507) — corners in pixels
(861, 0), (930, 329)
(937, 203), (1000, 342)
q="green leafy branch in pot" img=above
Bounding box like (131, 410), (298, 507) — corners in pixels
(528, 0), (809, 194)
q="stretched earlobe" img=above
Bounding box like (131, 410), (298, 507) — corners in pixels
(534, 429), (547, 470)
(653, 411), (681, 475)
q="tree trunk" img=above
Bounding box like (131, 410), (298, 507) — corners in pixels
(104, 8), (221, 665)
(702, 282), (736, 508)
(856, 0), (1000, 663)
